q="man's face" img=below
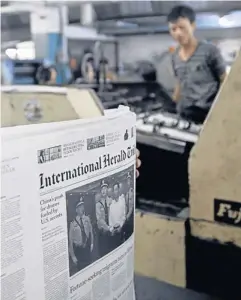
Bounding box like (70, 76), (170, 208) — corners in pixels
(95, 193), (101, 203)
(119, 183), (124, 195)
(113, 184), (119, 198)
(127, 178), (131, 187)
(169, 18), (195, 46)
(101, 186), (107, 197)
(107, 188), (113, 198)
(76, 205), (84, 217)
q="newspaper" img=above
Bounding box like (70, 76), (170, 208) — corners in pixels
(1, 107), (136, 300)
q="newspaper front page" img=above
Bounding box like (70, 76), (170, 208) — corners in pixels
(1, 108), (136, 300)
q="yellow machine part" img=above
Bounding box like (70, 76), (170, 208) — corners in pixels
(135, 211), (186, 287)
(1, 86), (103, 127)
(189, 50), (241, 243)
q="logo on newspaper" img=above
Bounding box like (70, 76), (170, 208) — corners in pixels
(38, 145), (62, 164)
(87, 135), (105, 151)
(124, 129), (129, 141)
(23, 99), (43, 122)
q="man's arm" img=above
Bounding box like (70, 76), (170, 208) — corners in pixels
(126, 196), (131, 220)
(126, 193), (133, 219)
(171, 53), (181, 103)
(108, 204), (114, 228)
(96, 203), (109, 231)
(120, 196), (126, 228)
(69, 222), (77, 263)
(172, 83), (181, 103)
(219, 72), (227, 83)
(209, 45), (227, 83)
(88, 217), (94, 250)
(128, 194), (134, 219)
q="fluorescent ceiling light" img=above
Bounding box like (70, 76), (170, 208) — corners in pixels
(5, 47), (35, 60)
(219, 16), (235, 27)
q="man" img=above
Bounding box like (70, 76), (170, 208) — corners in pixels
(119, 182), (125, 198)
(69, 198), (93, 273)
(96, 180), (113, 257)
(168, 5), (227, 124)
(95, 192), (102, 204)
(107, 187), (113, 202)
(35, 59), (57, 85)
(109, 182), (126, 249)
(124, 173), (135, 240)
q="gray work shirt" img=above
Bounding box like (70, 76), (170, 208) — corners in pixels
(172, 41), (226, 117)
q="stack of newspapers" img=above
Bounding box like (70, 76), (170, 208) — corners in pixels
(1, 106), (136, 300)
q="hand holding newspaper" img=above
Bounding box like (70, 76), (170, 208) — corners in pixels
(1, 106), (136, 300)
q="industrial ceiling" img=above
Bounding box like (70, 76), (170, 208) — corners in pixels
(1, 0), (241, 45)
(93, 1), (241, 21)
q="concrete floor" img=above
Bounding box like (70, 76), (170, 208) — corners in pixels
(134, 275), (219, 300)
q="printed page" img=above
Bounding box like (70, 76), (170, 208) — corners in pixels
(1, 143), (29, 300)
(1, 108), (136, 300)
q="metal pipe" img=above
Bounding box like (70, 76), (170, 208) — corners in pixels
(114, 41), (119, 74)
(57, 4), (66, 84)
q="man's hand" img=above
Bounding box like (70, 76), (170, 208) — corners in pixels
(72, 256), (78, 265)
(172, 83), (181, 103)
(90, 243), (94, 252)
(112, 224), (121, 233)
(136, 149), (141, 178)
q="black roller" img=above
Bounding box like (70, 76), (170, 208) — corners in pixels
(136, 141), (193, 211)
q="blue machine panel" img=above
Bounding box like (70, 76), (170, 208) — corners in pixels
(2, 59), (43, 85)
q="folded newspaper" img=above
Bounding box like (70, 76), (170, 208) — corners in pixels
(1, 106), (136, 300)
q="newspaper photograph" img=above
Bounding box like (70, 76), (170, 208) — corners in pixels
(66, 166), (134, 277)
(1, 108), (136, 300)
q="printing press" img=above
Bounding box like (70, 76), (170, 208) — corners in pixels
(96, 81), (176, 113)
(136, 110), (202, 215)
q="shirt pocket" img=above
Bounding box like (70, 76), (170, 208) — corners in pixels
(191, 63), (209, 83)
(174, 65), (186, 79)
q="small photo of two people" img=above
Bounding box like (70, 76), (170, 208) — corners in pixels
(66, 165), (135, 277)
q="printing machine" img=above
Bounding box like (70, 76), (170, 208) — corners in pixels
(1, 58), (43, 85)
(135, 110), (202, 214)
(97, 81), (176, 112)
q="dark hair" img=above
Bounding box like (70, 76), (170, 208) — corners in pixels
(113, 182), (120, 189)
(167, 5), (196, 23)
(83, 48), (92, 54)
(100, 58), (108, 64)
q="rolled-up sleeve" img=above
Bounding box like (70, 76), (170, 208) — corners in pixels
(208, 45), (226, 78)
